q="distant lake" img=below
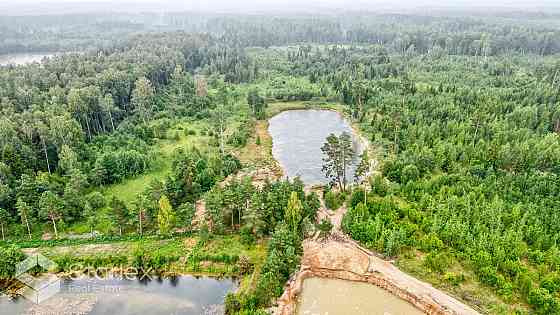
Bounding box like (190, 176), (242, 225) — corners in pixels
(268, 109), (365, 186)
(0, 53), (59, 66)
(0, 275), (237, 315)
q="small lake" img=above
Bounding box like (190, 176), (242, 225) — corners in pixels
(297, 277), (424, 315)
(0, 53), (58, 66)
(268, 109), (364, 186)
(0, 275), (237, 315)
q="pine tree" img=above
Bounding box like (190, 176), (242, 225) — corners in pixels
(354, 150), (371, 183)
(321, 132), (355, 192)
(110, 197), (129, 236)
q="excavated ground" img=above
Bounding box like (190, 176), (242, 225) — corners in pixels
(273, 194), (481, 315)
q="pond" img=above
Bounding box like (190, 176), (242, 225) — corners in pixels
(268, 109), (365, 186)
(297, 277), (424, 315)
(0, 275), (237, 315)
(0, 53), (58, 66)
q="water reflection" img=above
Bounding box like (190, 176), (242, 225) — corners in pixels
(268, 109), (364, 186)
(0, 275), (237, 315)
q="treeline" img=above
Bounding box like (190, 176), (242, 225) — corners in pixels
(3, 13), (560, 56)
(0, 32), (256, 239)
(247, 31), (560, 312)
(201, 177), (320, 313)
(312, 49), (560, 313)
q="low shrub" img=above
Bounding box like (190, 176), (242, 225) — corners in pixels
(424, 251), (452, 274)
(324, 190), (344, 210)
(0, 246), (25, 279)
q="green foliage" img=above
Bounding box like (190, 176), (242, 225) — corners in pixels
(317, 218), (333, 237)
(0, 245), (25, 279)
(321, 132), (355, 191)
(349, 188), (366, 208)
(239, 226), (256, 245)
(4, 12), (560, 314)
(256, 223), (302, 304)
(285, 192), (303, 235)
(157, 195), (176, 235)
(324, 190), (344, 210)
(54, 254), (128, 271)
(370, 175), (389, 196)
(401, 164), (420, 183)
(424, 251), (452, 274)
(166, 148), (240, 206)
(132, 243), (180, 271)
(541, 273), (560, 294)
(528, 287), (560, 315)
(247, 89), (267, 120)
(443, 272), (465, 286)
(176, 203), (196, 229)
(419, 233), (444, 252)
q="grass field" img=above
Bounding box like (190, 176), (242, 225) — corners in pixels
(102, 119), (212, 205)
(265, 100), (346, 118)
(396, 249), (528, 315)
(31, 234), (267, 277)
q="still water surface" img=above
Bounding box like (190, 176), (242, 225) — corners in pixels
(0, 275), (236, 315)
(268, 109), (364, 185)
(297, 277), (424, 315)
(0, 53), (58, 66)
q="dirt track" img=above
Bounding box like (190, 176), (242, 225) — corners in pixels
(273, 194), (481, 315)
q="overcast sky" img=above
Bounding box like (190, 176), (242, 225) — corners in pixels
(1, 0), (559, 16)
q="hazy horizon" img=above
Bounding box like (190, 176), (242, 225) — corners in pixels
(1, 0), (559, 16)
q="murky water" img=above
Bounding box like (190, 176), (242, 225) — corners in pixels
(0, 275), (237, 315)
(297, 277), (424, 315)
(268, 110), (364, 185)
(0, 53), (57, 66)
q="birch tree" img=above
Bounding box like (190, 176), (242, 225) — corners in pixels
(16, 198), (32, 239)
(0, 208), (9, 241)
(39, 191), (63, 239)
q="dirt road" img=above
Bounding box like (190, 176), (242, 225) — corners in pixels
(273, 193), (481, 315)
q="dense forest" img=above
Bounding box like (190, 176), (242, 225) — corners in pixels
(2, 9), (560, 315)
(3, 12), (560, 55)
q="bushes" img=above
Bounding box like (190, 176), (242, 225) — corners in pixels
(528, 287), (560, 314)
(317, 219), (333, 237)
(0, 245), (25, 279)
(167, 148), (241, 206)
(222, 154), (242, 177)
(419, 232), (444, 252)
(54, 254), (128, 272)
(228, 129), (250, 147)
(240, 226), (256, 245)
(401, 164), (420, 183)
(371, 175), (390, 196)
(443, 272), (465, 286)
(227, 223), (303, 313)
(93, 149), (150, 185)
(132, 246), (180, 271)
(8, 232), (190, 249)
(324, 190), (344, 210)
(349, 188), (366, 208)
(541, 273), (560, 294)
(176, 203), (196, 229)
